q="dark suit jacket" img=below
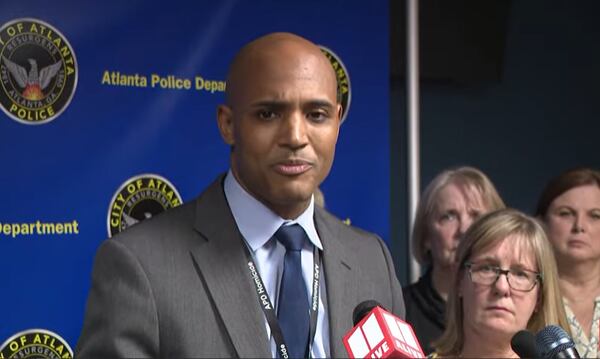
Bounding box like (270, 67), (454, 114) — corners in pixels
(76, 176), (405, 358)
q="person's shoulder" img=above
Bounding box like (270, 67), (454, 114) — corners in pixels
(114, 198), (196, 239)
(315, 207), (380, 239)
(402, 280), (419, 300)
(402, 270), (429, 294)
(314, 206), (392, 266)
(111, 175), (226, 249)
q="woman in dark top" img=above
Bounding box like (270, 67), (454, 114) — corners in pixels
(403, 166), (504, 354)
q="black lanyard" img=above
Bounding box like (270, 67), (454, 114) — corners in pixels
(245, 244), (321, 359)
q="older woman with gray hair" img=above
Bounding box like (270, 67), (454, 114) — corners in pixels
(403, 166), (505, 354)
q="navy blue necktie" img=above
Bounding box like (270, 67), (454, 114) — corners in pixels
(275, 224), (310, 359)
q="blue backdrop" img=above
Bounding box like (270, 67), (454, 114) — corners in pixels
(0, 0), (390, 350)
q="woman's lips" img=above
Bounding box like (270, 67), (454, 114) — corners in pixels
(567, 239), (588, 247)
(487, 305), (512, 314)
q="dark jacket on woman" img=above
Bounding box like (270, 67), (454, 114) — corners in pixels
(402, 268), (446, 355)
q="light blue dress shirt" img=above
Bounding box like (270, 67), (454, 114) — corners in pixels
(224, 171), (330, 358)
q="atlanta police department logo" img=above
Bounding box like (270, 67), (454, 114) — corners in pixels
(319, 46), (351, 123)
(0, 18), (77, 125)
(107, 173), (182, 237)
(0, 328), (73, 358)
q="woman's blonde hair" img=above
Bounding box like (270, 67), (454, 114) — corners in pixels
(412, 166), (505, 266)
(433, 209), (570, 356)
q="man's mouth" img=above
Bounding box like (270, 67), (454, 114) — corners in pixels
(274, 160), (312, 176)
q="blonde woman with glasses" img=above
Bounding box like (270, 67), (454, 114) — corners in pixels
(430, 209), (569, 358)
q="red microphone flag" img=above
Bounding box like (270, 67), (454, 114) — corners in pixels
(343, 306), (425, 358)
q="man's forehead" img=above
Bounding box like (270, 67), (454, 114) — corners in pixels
(248, 98), (337, 110)
(231, 41), (330, 79)
(237, 32), (318, 57)
(226, 35), (337, 106)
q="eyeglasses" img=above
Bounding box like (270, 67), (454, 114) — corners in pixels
(464, 262), (542, 292)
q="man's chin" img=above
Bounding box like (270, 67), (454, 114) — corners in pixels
(270, 183), (315, 202)
(275, 189), (314, 206)
(272, 177), (316, 197)
(263, 194), (312, 219)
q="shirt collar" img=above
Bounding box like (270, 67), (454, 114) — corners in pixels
(224, 170), (323, 252)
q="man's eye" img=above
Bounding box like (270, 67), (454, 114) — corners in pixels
(590, 211), (600, 220)
(307, 111), (328, 122)
(257, 111), (278, 120)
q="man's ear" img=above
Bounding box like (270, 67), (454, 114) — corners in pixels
(217, 105), (235, 145)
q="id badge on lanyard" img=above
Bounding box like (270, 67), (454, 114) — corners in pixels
(245, 245), (321, 358)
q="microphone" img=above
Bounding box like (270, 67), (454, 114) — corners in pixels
(511, 330), (540, 358)
(343, 300), (425, 358)
(535, 325), (580, 358)
(353, 300), (384, 325)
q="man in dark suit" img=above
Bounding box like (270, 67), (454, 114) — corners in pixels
(76, 32), (404, 358)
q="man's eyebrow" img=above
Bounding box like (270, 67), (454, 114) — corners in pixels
(250, 100), (290, 109)
(249, 99), (336, 109)
(304, 100), (336, 110)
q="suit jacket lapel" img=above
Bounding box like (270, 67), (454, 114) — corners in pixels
(189, 177), (271, 358)
(315, 207), (358, 358)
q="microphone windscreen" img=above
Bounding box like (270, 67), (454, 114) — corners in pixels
(511, 330), (539, 358)
(535, 325), (578, 358)
(352, 300), (383, 326)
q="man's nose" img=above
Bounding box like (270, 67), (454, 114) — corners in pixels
(280, 112), (308, 149)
